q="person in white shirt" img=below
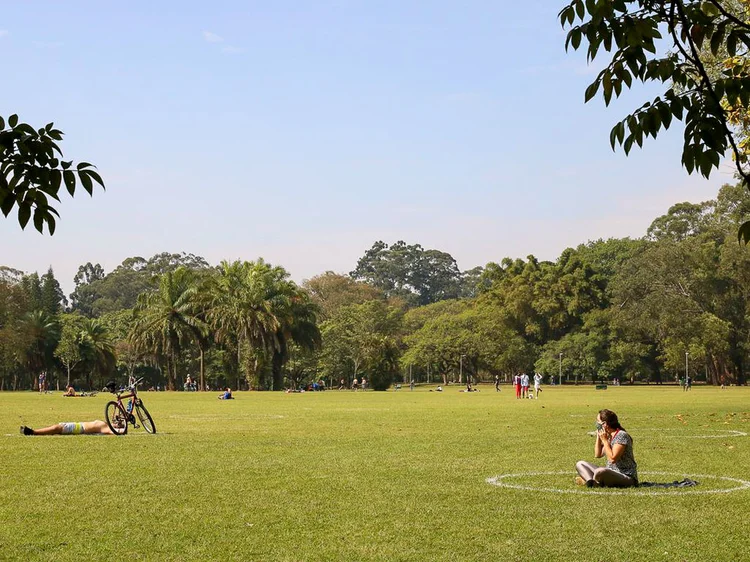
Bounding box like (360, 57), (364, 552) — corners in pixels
(520, 373), (530, 399)
(533, 372), (543, 398)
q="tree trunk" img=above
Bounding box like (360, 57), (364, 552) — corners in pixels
(199, 348), (205, 391)
(272, 350), (283, 391)
(171, 349), (177, 391)
(166, 355), (174, 391)
(66, 364), (71, 387)
(237, 343), (242, 390)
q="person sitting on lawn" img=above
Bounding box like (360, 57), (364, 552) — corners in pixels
(218, 387), (233, 400)
(575, 409), (638, 488)
(63, 385), (77, 397)
(20, 420), (115, 436)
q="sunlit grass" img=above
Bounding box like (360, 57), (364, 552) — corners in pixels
(1, 385), (749, 561)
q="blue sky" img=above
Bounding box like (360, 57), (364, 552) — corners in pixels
(0, 1), (730, 293)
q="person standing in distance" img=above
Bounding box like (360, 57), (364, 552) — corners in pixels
(520, 372), (530, 399)
(533, 372), (543, 399)
(494, 374), (500, 392)
(513, 373), (521, 399)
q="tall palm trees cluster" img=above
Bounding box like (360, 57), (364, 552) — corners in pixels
(26, 312), (115, 390)
(129, 260), (321, 390)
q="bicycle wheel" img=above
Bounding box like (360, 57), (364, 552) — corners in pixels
(135, 401), (156, 434)
(105, 401), (128, 435)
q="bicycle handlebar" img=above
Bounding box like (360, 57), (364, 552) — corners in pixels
(110, 377), (145, 394)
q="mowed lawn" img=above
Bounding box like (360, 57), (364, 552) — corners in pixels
(1, 385), (749, 561)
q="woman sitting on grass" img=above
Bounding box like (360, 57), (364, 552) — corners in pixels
(575, 409), (638, 488)
(218, 387), (233, 400)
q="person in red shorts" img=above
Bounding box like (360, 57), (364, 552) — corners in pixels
(513, 373), (521, 399)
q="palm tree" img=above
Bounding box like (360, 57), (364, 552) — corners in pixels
(80, 318), (117, 389)
(205, 260), (279, 388)
(21, 310), (60, 388)
(130, 268), (207, 390)
(260, 266), (321, 390)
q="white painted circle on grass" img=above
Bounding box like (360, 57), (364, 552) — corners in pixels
(486, 471), (750, 495)
(585, 429), (747, 439)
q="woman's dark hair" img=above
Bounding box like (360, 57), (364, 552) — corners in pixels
(598, 409), (624, 430)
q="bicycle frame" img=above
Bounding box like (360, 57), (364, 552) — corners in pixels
(105, 376), (156, 435)
(111, 379), (145, 427)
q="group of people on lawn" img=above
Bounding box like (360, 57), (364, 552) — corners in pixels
(337, 378), (367, 391)
(512, 372), (543, 399)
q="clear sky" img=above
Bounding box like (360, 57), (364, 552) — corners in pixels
(0, 1), (731, 294)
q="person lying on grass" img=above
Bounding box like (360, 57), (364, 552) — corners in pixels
(575, 409), (638, 488)
(20, 420), (116, 436)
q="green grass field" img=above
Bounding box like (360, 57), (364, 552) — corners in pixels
(1, 385), (749, 561)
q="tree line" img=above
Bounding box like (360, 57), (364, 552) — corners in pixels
(1, 183), (749, 390)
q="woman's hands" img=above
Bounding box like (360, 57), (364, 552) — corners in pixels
(596, 427), (625, 463)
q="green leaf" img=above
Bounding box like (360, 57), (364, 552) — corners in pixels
(47, 214), (56, 235)
(738, 221), (750, 244)
(699, 150), (713, 177)
(624, 135), (634, 155)
(49, 169), (62, 199)
(727, 32), (738, 57)
(603, 72), (613, 105)
(0, 192), (15, 217)
(575, 0), (584, 21)
(682, 145), (696, 174)
(710, 24), (724, 56)
(8, 114), (18, 128)
(584, 80), (600, 102)
(714, 79), (725, 100)
(691, 24), (706, 48)
(621, 67), (632, 88)
(658, 102), (673, 129)
(701, 1), (720, 17)
(79, 170), (93, 195)
(0, 116), (4, 130)
(33, 207), (45, 233)
(567, 28), (582, 51)
(63, 170), (76, 196)
(18, 202), (31, 229)
(86, 169), (105, 187)
(609, 124), (619, 150)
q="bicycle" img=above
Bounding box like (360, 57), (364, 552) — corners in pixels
(104, 377), (156, 435)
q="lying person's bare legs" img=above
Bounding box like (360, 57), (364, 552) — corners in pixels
(21, 420), (113, 435)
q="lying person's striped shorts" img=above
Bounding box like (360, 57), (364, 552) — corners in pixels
(61, 422), (85, 435)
